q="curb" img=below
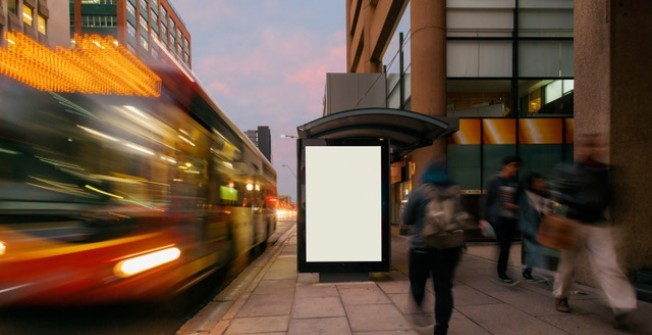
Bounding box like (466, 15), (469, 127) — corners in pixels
(176, 224), (297, 335)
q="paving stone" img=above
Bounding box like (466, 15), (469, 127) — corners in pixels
(339, 285), (391, 305)
(345, 303), (412, 332)
(223, 315), (289, 334)
(288, 317), (351, 335)
(253, 279), (296, 295)
(292, 296), (345, 318)
(295, 284), (339, 298)
(457, 303), (568, 335)
(236, 293), (293, 317)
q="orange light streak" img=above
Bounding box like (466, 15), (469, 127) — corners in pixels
(0, 32), (161, 97)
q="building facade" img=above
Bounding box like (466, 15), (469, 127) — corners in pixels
(69, 0), (190, 69)
(345, 0), (651, 298)
(347, 0), (574, 227)
(1, 0), (70, 47)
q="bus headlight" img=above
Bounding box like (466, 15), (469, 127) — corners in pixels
(114, 246), (181, 278)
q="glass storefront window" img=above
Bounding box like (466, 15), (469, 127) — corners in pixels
(519, 9), (573, 37)
(447, 40), (512, 77)
(520, 0), (572, 9)
(519, 40), (573, 77)
(447, 117), (572, 193)
(447, 0), (515, 8)
(545, 80), (563, 103)
(447, 79), (511, 117)
(447, 8), (513, 37)
(518, 79), (573, 116)
(481, 118), (517, 188)
(448, 119), (482, 192)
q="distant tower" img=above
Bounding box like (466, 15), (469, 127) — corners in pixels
(246, 126), (272, 163)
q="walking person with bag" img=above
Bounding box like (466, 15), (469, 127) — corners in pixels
(518, 172), (558, 281)
(549, 133), (638, 331)
(480, 156), (522, 284)
(401, 161), (474, 335)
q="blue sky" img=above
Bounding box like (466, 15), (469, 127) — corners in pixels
(173, 1), (346, 200)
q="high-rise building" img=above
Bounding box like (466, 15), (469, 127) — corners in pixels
(69, 0), (191, 69)
(1, 0), (70, 48)
(246, 126), (272, 163)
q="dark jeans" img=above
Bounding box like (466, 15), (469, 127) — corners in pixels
(409, 247), (462, 334)
(491, 217), (517, 278)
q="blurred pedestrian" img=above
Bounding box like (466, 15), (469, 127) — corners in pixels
(550, 133), (637, 331)
(518, 172), (556, 281)
(480, 156), (522, 284)
(402, 161), (471, 335)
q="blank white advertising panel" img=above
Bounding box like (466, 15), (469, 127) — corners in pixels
(305, 146), (382, 262)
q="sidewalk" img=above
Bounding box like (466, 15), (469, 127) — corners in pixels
(177, 221), (652, 335)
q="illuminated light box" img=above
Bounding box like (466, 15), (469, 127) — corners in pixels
(297, 138), (390, 275)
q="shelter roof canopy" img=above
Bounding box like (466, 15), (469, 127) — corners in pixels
(297, 108), (458, 160)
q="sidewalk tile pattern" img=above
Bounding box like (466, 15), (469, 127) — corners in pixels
(180, 221), (652, 335)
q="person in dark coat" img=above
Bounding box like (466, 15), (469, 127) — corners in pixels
(480, 156), (522, 284)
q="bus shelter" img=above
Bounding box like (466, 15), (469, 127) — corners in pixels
(295, 108), (457, 281)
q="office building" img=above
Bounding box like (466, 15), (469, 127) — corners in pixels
(69, 0), (191, 68)
(1, 0), (70, 47)
(343, 0), (651, 300)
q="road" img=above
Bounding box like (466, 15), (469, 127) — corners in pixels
(0, 218), (296, 335)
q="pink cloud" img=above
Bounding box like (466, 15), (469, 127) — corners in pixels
(169, 1), (346, 199)
(207, 80), (232, 97)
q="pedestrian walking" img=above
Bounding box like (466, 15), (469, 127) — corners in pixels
(401, 160), (473, 335)
(518, 172), (558, 281)
(480, 156), (522, 284)
(550, 133), (637, 331)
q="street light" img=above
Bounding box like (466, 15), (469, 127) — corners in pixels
(281, 164), (296, 177)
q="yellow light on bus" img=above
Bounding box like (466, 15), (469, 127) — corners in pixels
(0, 32), (161, 97)
(0, 241), (6, 256)
(114, 247), (181, 278)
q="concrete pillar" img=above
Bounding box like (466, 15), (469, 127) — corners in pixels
(575, 0), (652, 278)
(408, 0), (446, 182)
(607, 0), (652, 272)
